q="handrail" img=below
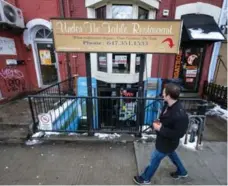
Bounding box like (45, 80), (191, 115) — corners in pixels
(35, 75), (77, 94)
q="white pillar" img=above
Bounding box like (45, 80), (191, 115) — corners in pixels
(208, 0), (227, 82)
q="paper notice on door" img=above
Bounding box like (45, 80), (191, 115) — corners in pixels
(99, 56), (107, 66)
(186, 69), (197, 77)
(186, 78), (194, 83)
(39, 50), (52, 65)
(115, 55), (127, 64)
(136, 56), (141, 65)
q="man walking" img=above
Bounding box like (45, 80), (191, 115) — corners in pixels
(133, 83), (189, 185)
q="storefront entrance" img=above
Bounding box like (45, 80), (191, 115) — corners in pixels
(32, 26), (60, 87)
(173, 14), (225, 93)
(36, 43), (58, 85)
(97, 81), (138, 129)
(174, 44), (206, 92)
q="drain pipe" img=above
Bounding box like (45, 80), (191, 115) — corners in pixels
(59, 0), (73, 94)
(208, 0), (227, 82)
(59, 0), (65, 17)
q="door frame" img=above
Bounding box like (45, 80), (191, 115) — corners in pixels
(33, 40), (61, 88)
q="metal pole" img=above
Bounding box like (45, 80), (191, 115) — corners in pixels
(28, 96), (36, 133)
(66, 53), (73, 94)
(85, 53), (94, 136)
(59, 0), (73, 94)
(136, 54), (146, 137)
(156, 55), (162, 96)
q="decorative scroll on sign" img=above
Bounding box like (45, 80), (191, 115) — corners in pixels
(51, 19), (183, 54)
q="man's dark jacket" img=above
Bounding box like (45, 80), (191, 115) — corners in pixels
(156, 100), (189, 153)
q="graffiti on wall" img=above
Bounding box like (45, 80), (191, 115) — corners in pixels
(0, 68), (26, 92)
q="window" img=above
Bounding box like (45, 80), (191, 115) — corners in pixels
(96, 6), (106, 72)
(96, 6), (106, 19)
(138, 7), (149, 19)
(111, 5), (132, 74)
(112, 54), (131, 73)
(35, 28), (52, 39)
(112, 5), (133, 19)
(97, 53), (107, 72)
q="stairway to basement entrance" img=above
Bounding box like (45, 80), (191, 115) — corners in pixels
(0, 98), (31, 143)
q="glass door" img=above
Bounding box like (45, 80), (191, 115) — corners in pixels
(36, 43), (58, 85)
(173, 45), (206, 92)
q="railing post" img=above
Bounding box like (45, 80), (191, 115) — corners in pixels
(85, 53), (94, 136)
(28, 96), (37, 133)
(136, 54), (146, 137)
(57, 83), (62, 105)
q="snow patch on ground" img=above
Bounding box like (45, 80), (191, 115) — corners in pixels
(180, 134), (203, 151)
(94, 133), (121, 140)
(68, 133), (81, 136)
(25, 139), (43, 146)
(32, 131), (45, 138)
(141, 133), (156, 140)
(206, 105), (228, 120)
(32, 131), (88, 138)
(45, 132), (61, 136)
(142, 125), (153, 132)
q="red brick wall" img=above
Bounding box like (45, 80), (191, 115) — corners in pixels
(62, 0), (87, 78)
(0, 32), (31, 99)
(17, 0), (60, 23)
(0, 0), (62, 100)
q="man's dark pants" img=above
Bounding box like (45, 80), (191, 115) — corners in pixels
(140, 148), (187, 181)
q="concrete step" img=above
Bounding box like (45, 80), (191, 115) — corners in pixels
(0, 124), (30, 144)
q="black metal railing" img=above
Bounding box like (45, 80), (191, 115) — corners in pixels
(203, 81), (227, 109)
(28, 94), (205, 132)
(28, 77), (207, 150)
(35, 76), (77, 96)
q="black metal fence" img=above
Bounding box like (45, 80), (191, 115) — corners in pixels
(28, 94), (206, 131)
(28, 77), (208, 149)
(34, 76), (77, 96)
(203, 81), (227, 109)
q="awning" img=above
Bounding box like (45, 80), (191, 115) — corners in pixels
(181, 14), (225, 42)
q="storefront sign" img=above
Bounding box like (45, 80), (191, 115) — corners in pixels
(0, 37), (16, 55)
(51, 19), (182, 54)
(6, 59), (17, 65)
(173, 50), (182, 78)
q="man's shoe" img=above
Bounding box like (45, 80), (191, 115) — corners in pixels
(133, 176), (151, 185)
(170, 172), (188, 180)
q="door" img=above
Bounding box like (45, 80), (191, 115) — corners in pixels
(179, 46), (205, 92)
(36, 43), (58, 86)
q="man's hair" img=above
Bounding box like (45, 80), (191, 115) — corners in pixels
(164, 83), (181, 100)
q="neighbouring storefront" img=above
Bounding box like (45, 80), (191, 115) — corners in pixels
(173, 14), (225, 93)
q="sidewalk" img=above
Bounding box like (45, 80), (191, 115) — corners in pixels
(0, 140), (227, 185)
(0, 142), (137, 185)
(134, 141), (227, 185)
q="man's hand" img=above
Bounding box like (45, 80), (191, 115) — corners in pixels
(153, 122), (162, 131)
